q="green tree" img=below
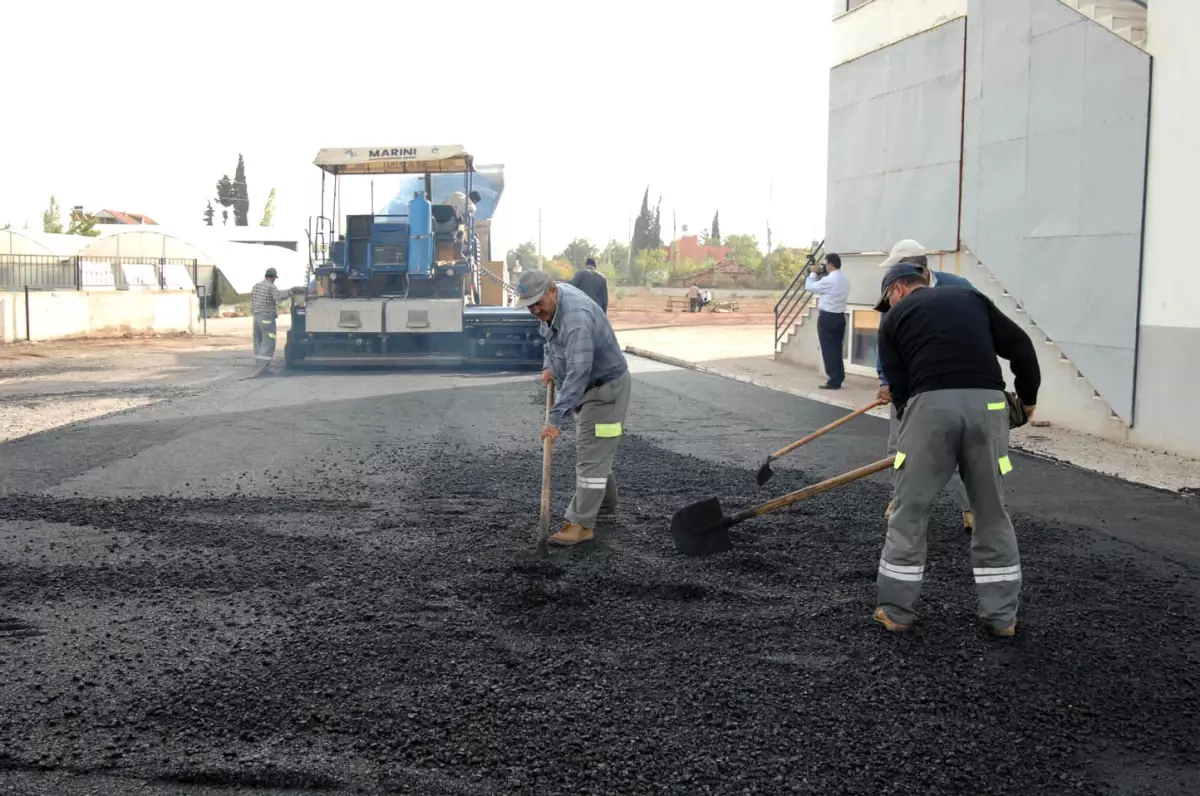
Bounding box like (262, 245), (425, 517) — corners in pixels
(67, 208), (100, 237)
(724, 233), (763, 272)
(543, 259), (574, 281)
(203, 201), (215, 226)
(631, 187), (653, 255)
(233, 154), (250, 226)
(601, 239), (630, 278)
(710, 210), (721, 244)
(632, 247), (669, 286)
(259, 188), (277, 226)
(649, 198), (662, 248)
(1, 222), (9, 230)
(670, 257), (707, 280)
(764, 246), (810, 287)
(555, 237), (599, 270)
(215, 174), (235, 226)
(508, 240), (539, 271)
(42, 195), (63, 234)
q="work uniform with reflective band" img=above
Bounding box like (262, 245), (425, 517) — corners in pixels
(250, 279), (291, 362)
(541, 281), (631, 530)
(876, 286), (1040, 631)
(876, 269), (977, 513)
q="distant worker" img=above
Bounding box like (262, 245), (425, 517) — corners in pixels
(875, 239), (978, 533)
(515, 270), (631, 547)
(688, 283), (702, 313)
(804, 252), (850, 390)
(250, 267), (299, 374)
(872, 263), (1040, 638)
(569, 257), (609, 313)
(443, 191), (477, 217)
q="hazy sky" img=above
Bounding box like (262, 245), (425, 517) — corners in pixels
(1, 1), (831, 258)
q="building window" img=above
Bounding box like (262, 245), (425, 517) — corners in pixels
(844, 0), (873, 11)
(847, 309), (881, 369)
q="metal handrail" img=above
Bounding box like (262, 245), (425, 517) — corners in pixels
(774, 239), (824, 353)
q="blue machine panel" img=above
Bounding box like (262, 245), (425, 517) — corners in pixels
(407, 192), (433, 278)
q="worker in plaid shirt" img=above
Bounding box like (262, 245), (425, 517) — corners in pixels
(250, 267), (297, 372)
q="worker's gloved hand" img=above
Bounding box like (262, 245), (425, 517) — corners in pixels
(1004, 391), (1032, 428)
(876, 384), (891, 404)
(540, 369), (554, 387)
(540, 424), (560, 442)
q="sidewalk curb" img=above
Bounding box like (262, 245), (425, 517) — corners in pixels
(624, 346), (890, 420)
(623, 345), (1192, 496)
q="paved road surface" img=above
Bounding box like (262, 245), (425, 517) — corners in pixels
(1, 357), (1196, 795)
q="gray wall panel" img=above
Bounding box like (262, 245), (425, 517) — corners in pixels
(961, 0), (1150, 424)
(979, 44), (1030, 145)
(1028, 24), (1087, 135)
(1132, 326), (1200, 454)
(825, 19), (966, 255)
(982, 0), (1031, 50)
(1024, 129), (1083, 238)
(1030, 0), (1077, 37)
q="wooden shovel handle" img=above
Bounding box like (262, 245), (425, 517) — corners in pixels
(735, 455), (896, 524)
(770, 399), (886, 460)
(538, 382), (555, 539)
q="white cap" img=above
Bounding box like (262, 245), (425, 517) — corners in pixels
(878, 239), (926, 269)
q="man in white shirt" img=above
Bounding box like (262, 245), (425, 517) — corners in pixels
(804, 252), (851, 390)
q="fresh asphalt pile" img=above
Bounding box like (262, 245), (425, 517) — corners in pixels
(1, 391), (1198, 795)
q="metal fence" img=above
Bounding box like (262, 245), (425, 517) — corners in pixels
(0, 255), (200, 292)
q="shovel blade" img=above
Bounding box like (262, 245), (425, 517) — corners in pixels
(669, 497), (733, 557)
(755, 459), (774, 487)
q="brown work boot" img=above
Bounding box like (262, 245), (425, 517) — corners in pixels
(963, 510), (975, 535)
(872, 606), (911, 633)
(982, 616), (1018, 638)
(548, 523), (594, 547)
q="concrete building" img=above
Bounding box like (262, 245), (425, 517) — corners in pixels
(780, 0), (1200, 458)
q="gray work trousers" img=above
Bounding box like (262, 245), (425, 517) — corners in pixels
(253, 313), (278, 362)
(889, 402), (970, 511)
(564, 370), (632, 530)
(877, 389), (1021, 630)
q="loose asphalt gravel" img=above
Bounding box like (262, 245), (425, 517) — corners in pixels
(0, 364), (1197, 795)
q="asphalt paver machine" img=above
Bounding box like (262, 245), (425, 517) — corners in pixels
(285, 145), (544, 369)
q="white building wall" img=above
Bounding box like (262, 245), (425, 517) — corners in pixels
(1131, 0), (1200, 455)
(832, 0), (967, 65)
(824, 0), (1200, 457)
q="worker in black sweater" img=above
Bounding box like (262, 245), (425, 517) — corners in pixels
(872, 263), (1040, 638)
(569, 258), (608, 313)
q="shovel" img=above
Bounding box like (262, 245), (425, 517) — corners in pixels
(537, 381), (556, 548)
(755, 399), (886, 486)
(671, 456), (896, 557)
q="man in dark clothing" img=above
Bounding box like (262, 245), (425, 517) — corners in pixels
(569, 257), (608, 313)
(872, 264), (1040, 639)
(875, 240), (977, 532)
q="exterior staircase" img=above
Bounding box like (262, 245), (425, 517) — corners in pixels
(1057, 0), (1148, 48)
(775, 253), (1130, 443)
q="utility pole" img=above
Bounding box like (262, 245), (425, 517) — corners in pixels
(538, 209), (543, 267)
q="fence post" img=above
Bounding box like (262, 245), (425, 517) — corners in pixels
(74, 256), (81, 290)
(159, 257), (166, 289)
(24, 285), (31, 342)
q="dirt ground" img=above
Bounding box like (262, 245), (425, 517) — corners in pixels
(0, 360), (1197, 795)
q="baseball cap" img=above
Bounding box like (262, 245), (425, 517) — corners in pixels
(878, 239), (926, 270)
(514, 270), (553, 308)
(874, 263), (925, 312)
(265, 267), (278, 278)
